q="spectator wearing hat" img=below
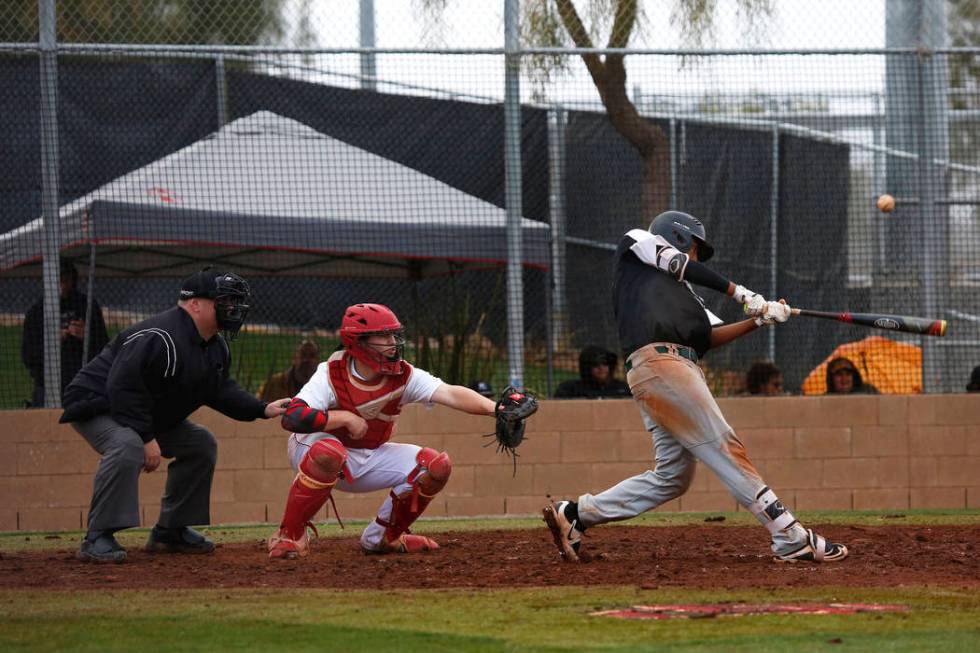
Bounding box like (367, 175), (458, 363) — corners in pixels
(60, 267), (291, 563)
(21, 258), (109, 407)
(257, 340), (321, 401)
(554, 345), (631, 399)
(825, 357), (879, 395)
(967, 366), (980, 393)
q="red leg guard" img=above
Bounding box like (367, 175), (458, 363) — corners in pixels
(279, 439), (347, 540)
(380, 448), (451, 546)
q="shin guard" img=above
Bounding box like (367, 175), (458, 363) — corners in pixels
(279, 439), (348, 540)
(749, 487), (798, 536)
(377, 448), (451, 546)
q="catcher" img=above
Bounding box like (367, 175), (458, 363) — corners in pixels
(267, 303), (536, 559)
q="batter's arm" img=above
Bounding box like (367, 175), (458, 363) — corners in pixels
(709, 319), (760, 350)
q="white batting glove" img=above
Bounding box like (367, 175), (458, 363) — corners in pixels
(768, 301), (792, 323)
(733, 284), (767, 316)
(754, 301), (791, 326)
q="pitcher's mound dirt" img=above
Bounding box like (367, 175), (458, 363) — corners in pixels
(2, 524), (977, 591)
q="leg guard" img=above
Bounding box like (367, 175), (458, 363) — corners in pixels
(270, 439), (347, 558)
(375, 448), (451, 552)
(749, 487), (799, 536)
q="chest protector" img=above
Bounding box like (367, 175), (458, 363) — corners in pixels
(327, 351), (413, 449)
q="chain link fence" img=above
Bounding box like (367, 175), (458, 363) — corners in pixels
(1, 1), (978, 409)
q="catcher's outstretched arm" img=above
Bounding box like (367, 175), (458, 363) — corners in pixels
(430, 383), (497, 415)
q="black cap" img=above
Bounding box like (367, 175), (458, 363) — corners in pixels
(470, 380), (494, 398)
(179, 268), (226, 300)
(968, 365), (980, 392)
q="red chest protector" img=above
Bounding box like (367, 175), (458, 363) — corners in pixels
(326, 350), (413, 449)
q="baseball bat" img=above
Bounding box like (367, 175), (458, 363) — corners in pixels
(790, 308), (948, 337)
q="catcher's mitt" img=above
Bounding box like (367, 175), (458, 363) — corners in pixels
(486, 386), (538, 475)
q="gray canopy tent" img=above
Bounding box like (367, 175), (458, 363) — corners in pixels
(0, 110), (550, 278)
(1, 111), (551, 401)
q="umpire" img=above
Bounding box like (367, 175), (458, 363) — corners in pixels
(61, 267), (289, 562)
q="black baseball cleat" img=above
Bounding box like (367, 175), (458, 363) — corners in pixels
(542, 500), (584, 562)
(77, 531), (127, 563)
(775, 529), (848, 563)
(145, 525), (215, 554)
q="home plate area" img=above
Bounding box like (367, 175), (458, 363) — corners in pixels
(591, 603), (909, 620)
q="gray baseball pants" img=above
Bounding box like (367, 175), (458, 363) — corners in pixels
(73, 415), (218, 532)
(576, 343), (809, 555)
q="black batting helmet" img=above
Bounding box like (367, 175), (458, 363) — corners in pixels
(648, 210), (714, 262)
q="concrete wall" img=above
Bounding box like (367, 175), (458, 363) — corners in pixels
(1, 394), (978, 532)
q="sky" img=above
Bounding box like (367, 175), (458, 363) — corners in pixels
(288, 0), (890, 105)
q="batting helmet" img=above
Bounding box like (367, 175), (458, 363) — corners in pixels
(648, 211), (714, 262)
(340, 303), (405, 375)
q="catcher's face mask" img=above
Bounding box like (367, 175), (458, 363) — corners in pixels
(355, 331), (406, 375)
(340, 303), (405, 375)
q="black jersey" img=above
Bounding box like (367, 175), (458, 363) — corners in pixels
(613, 230), (716, 358)
(61, 306), (267, 441)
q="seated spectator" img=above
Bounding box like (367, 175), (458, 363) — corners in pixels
(746, 361), (785, 396)
(257, 339), (320, 401)
(469, 379), (495, 398)
(554, 345), (631, 399)
(825, 356), (879, 395)
(21, 258), (109, 407)
(967, 366), (980, 393)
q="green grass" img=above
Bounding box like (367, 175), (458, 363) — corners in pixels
(3, 509), (978, 553)
(2, 510), (979, 651)
(0, 324), (339, 409)
(0, 324), (574, 409)
(0, 585), (977, 652)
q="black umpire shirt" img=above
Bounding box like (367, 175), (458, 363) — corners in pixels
(60, 306), (267, 442)
(613, 232), (714, 359)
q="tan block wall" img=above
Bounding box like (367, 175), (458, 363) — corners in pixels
(1, 394), (978, 532)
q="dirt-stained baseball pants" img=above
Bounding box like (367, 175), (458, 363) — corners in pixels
(575, 343), (809, 556)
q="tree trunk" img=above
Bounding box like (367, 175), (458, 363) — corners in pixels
(553, 0), (670, 222)
(593, 58), (670, 223)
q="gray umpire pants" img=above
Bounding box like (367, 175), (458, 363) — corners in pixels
(73, 415), (218, 532)
(576, 344), (809, 555)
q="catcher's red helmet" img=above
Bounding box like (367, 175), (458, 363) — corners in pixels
(340, 303), (405, 375)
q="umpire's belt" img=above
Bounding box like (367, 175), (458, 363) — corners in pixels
(625, 342), (699, 372)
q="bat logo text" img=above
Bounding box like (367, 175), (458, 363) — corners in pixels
(874, 318), (900, 330)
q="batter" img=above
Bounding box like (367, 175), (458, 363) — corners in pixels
(544, 211), (849, 564)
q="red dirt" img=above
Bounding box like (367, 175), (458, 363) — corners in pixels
(2, 524), (978, 591)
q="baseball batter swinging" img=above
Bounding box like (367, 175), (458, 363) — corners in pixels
(267, 303), (501, 558)
(544, 211), (849, 564)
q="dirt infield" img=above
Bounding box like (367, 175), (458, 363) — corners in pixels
(2, 524), (978, 591)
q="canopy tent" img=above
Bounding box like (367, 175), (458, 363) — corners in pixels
(0, 111), (550, 279)
(801, 336), (923, 395)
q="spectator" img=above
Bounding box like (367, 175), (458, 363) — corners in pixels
(257, 340), (321, 401)
(21, 258), (109, 407)
(469, 379), (495, 398)
(967, 366), (980, 393)
(746, 361), (784, 396)
(825, 356), (879, 394)
(554, 345), (631, 399)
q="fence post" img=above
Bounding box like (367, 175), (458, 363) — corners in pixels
(359, 0), (377, 91)
(504, 0), (525, 387)
(769, 124), (780, 363)
(548, 107), (568, 357)
(215, 55), (228, 127)
(38, 0), (62, 407)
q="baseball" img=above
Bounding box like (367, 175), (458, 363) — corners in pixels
(877, 194), (895, 213)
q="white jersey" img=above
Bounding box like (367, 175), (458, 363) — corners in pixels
(296, 358), (443, 412)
